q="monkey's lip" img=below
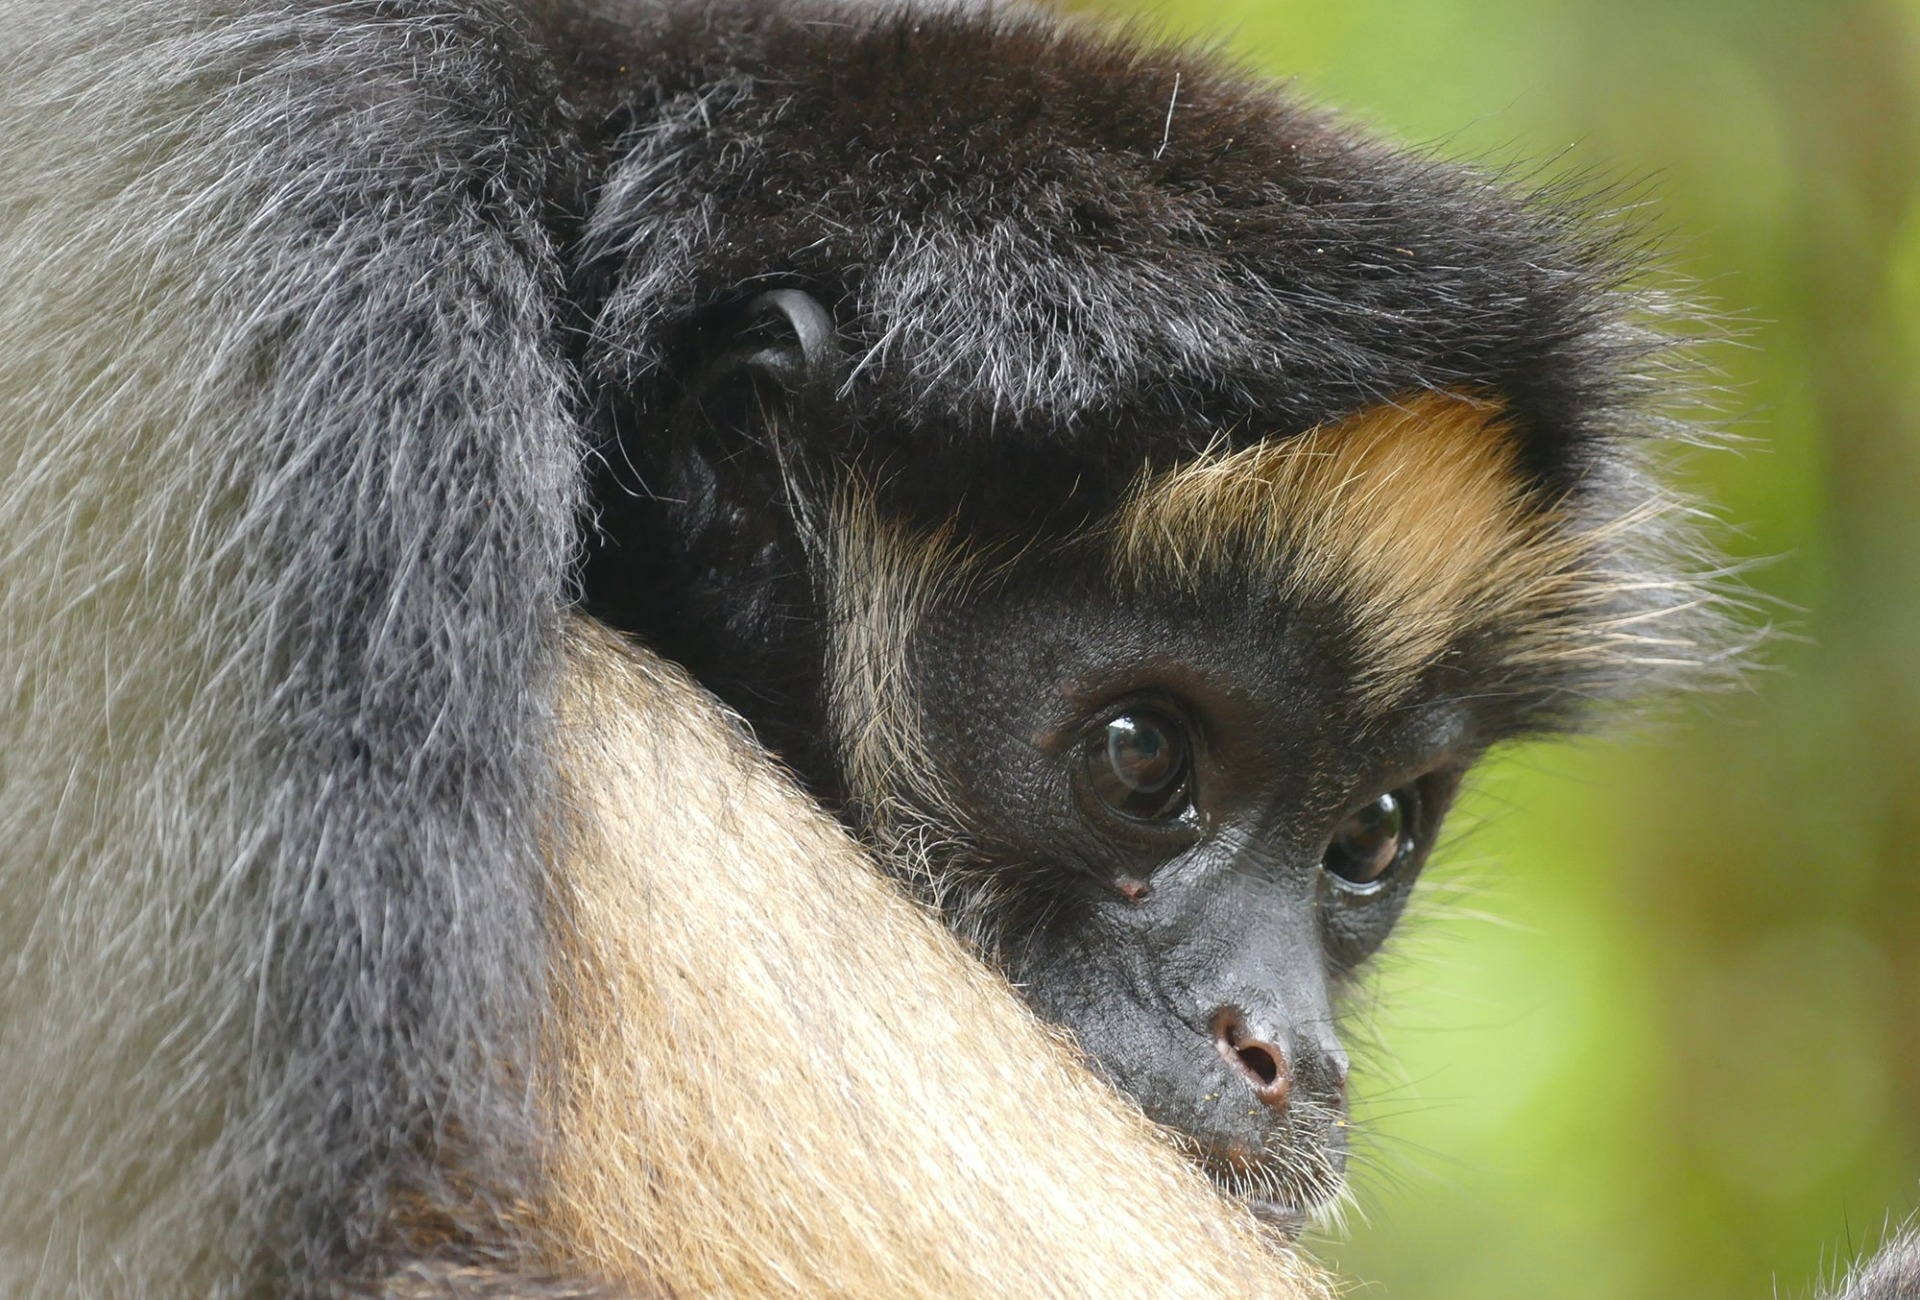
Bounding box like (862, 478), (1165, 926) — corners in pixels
(1245, 1197), (1309, 1236)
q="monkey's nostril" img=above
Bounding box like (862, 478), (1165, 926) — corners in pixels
(1235, 1040), (1281, 1087)
(1208, 1007), (1293, 1111)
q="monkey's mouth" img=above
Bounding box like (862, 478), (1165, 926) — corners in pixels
(1194, 1147), (1340, 1242)
(1243, 1196), (1310, 1237)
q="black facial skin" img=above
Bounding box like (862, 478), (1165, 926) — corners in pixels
(908, 553), (1475, 1224)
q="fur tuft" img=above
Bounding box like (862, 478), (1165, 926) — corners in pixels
(1113, 390), (1744, 711)
(1825, 1230), (1920, 1300)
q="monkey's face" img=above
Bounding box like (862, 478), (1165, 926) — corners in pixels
(803, 392), (1596, 1228)
(589, 284), (1675, 1228)
(893, 551), (1472, 1229)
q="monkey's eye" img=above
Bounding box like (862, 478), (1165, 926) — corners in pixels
(1084, 711), (1193, 822)
(1322, 788), (1417, 890)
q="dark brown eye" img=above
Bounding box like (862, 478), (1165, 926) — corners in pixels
(1085, 711), (1192, 821)
(1323, 789), (1414, 888)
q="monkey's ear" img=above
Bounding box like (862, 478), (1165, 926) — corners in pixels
(654, 289), (842, 597)
(729, 288), (843, 399)
(678, 287), (843, 467)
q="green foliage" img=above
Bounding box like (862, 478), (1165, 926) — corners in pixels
(1068, 1), (1920, 1293)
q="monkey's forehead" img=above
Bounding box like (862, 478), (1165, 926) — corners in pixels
(575, 0), (1671, 511)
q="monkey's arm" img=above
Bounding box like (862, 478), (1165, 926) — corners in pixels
(0, 1), (579, 1292)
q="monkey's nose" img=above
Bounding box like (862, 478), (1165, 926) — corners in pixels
(1209, 1006), (1292, 1112)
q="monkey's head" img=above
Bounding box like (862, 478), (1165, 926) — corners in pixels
(576, 3), (1733, 1229)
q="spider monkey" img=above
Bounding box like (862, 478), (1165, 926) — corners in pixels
(1, 0), (1905, 1296)
(569, 0), (1730, 1232)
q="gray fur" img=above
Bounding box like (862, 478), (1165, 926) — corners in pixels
(1831, 1232), (1920, 1300)
(1, 1), (578, 1292)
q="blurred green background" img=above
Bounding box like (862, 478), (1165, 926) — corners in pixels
(1064, 2), (1920, 1296)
